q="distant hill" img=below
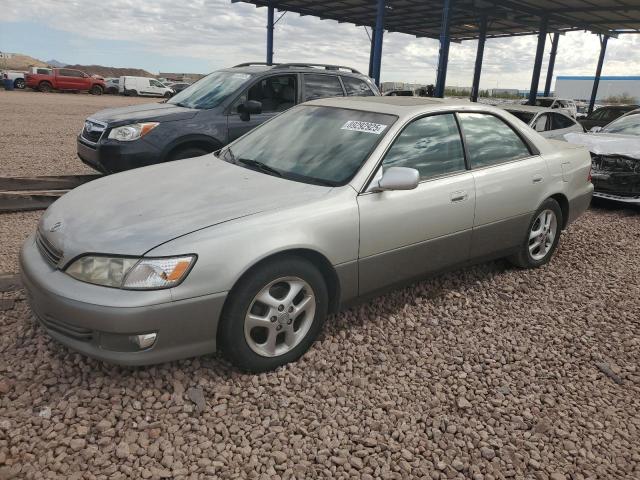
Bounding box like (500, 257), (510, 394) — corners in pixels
(46, 59), (66, 68)
(0, 54), (48, 71)
(63, 64), (155, 79)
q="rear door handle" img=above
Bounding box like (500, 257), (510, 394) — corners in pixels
(532, 174), (544, 184)
(450, 191), (468, 203)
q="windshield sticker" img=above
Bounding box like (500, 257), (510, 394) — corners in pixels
(341, 120), (387, 135)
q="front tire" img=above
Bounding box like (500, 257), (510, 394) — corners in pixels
(219, 256), (328, 372)
(90, 85), (103, 95)
(509, 198), (563, 268)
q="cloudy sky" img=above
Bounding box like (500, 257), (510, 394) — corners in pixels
(1, 0), (639, 89)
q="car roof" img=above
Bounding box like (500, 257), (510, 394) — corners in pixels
(305, 96), (482, 118)
(501, 105), (556, 114)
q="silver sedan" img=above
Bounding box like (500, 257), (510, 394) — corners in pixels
(21, 97), (593, 372)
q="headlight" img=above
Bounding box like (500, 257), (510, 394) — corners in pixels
(107, 122), (159, 141)
(66, 255), (196, 289)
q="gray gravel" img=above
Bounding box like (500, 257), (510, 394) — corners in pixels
(1, 91), (639, 480)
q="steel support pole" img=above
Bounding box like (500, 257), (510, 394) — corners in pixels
(544, 33), (559, 97)
(470, 15), (487, 102)
(368, 29), (376, 78)
(371, 0), (385, 86)
(266, 4), (274, 65)
(528, 16), (548, 105)
(435, 0), (452, 98)
(589, 35), (609, 114)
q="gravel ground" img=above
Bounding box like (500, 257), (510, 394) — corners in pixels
(1, 92), (639, 480)
(0, 90), (150, 177)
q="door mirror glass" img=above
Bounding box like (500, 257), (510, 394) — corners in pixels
(237, 100), (262, 121)
(370, 167), (419, 192)
(590, 126), (602, 133)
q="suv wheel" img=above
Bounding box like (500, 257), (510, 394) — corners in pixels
(14, 78), (25, 89)
(90, 85), (103, 95)
(39, 81), (52, 93)
(168, 147), (209, 161)
(219, 256), (328, 372)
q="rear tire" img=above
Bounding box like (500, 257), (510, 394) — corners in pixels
(168, 147), (209, 161)
(508, 198), (563, 268)
(127, 89), (138, 97)
(39, 81), (52, 93)
(14, 78), (25, 89)
(90, 85), (103, 95)
(218, 256), (328, 372)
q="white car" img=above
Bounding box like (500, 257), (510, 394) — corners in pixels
(502, 105), (583, 140)
(530, 97), (578, 118)
(1, 70), (25, 89)
(118, 76), (174, 98)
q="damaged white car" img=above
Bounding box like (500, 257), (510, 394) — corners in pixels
(565, 109), (640, 204)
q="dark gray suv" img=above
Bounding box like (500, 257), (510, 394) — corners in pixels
(77, 63), (380, 173)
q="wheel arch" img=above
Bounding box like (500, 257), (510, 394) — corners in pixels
(219, 248), (341, 337)
(549, 192), (569, 229)
(161, 134), (224, 162)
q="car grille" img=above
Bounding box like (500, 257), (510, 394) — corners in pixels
(36, 230), (63, 267)
(81, 119), (107, 145)
(39, 314), (93, 342)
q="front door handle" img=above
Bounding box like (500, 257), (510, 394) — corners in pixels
(450, 191), (468, 203)
(532, 174), (544, 184)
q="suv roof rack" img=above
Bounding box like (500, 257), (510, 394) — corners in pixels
(233, 62), (281, 68)
(233, 62), (361, 74)
(273, 63), (361, 74)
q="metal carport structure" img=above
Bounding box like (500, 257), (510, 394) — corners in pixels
(233, 0), (640, 112)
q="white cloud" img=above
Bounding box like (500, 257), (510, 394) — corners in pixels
(2, 0), (639, 89)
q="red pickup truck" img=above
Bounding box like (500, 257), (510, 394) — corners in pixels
(25, 68), (105, 95)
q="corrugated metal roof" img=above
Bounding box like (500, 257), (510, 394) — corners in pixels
(233, 0), (640, 41)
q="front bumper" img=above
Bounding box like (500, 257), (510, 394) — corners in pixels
(77, 135), (163, 174)
(20, 234), (227, 366)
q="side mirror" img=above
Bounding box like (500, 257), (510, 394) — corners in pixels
(590, 126), (602, 133)
(370, 167), (419, 192)
(237, 100), (262, 121)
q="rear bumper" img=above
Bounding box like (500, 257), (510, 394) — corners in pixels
(77, 135), (163, 174)
(20, 234), (227, 366)
(593, 191), (640, 204)
(566, 185), (593, 226)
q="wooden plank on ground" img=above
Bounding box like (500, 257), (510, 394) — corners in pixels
(0, 175), (101, 192)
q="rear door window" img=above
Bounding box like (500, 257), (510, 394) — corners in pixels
(303, 74), (344, 101)
(342, 76), (374, 96)
(551, 113), (575, 130)
(458, 113), (532, 168)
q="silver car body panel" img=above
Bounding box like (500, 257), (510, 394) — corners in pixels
(22, 96), (593, 365)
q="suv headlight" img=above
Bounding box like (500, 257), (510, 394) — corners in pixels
(65, 255), (196, 289)
(107, 122), (159, 141)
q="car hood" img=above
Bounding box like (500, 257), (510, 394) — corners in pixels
(89, 102), (198, 126)
(564, 132), (640, 159)
(39, 156), (331, 265)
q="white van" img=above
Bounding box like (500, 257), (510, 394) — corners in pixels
(119, 76), (174, 98)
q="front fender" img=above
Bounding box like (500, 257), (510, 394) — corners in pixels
(148, 187), (360, 302)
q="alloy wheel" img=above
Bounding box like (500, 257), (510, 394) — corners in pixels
(244, 276), (316, 357)
(528, 209), (557, 261)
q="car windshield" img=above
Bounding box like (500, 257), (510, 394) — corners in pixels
(506, 110), (535, 124)
(601, 112), (640, 135)
(220, 105), (397, 186)
(167, 70), (252, 109)
(534, 99), (554, 108)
